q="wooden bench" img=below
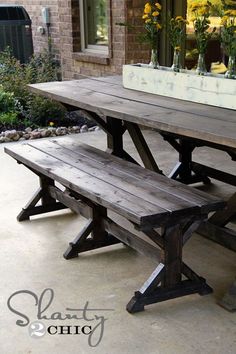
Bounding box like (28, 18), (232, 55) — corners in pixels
(5, 139), (225, 313)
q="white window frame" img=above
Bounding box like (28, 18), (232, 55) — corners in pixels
(79, 0), (109, 55)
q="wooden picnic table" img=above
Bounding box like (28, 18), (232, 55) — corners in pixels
(29, 75), (236, 248)
(28, 75), (236, 311)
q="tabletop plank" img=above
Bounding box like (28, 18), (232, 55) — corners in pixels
(29, 77), (236, 149)
(76, 76), (235, 122)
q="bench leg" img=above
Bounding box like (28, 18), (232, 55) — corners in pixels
(17, 176), (67, 221)
(127, 223), (213, 313)
(64, 205), (120, 259)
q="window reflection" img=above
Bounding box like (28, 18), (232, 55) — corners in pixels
(86, 0), (108, 46)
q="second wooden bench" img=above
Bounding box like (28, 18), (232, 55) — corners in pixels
(5, 140), (225, 313)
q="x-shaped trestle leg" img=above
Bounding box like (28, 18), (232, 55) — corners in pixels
(126, 217), (213, 313)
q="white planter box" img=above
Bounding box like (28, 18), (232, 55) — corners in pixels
(123, 64), (236, 110)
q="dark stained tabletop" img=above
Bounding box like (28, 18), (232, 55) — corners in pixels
(29, 75), (236, 149)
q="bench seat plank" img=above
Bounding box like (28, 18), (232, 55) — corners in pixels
(5, 141), (224, 227)
(5, 144), (176, 227)
(32, 139), (223, 213)
(28, 140), (202, 214)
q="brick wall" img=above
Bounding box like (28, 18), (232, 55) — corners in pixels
(0, 0), (150, 79)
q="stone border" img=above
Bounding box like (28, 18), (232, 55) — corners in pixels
(0, 124), (100, 143)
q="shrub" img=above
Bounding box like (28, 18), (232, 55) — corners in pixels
(24, 95), (66, 127)
(0, 48), (65, 128)
(0, 112), (18, 127)
(0, 86), (16, 113)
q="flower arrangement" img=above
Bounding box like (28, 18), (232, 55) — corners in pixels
(189, 1), (216, 74)
(221, 10), (236, 56)
(221, 8), (236, 77)
(169, 16), (188, 52)
(190, 1), (216, 54)
(169, 16), (188, 71)
(142, 2), (162, 48)
(141, 2), (162, 68)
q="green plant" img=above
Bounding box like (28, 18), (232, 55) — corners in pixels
(0, 112), (18, 126)
(0, 48), (29, 106)
(169, 16), (188, 52)
(190, 1), (217, 54)
(0, 86), (16, 113)
(0, 48), (64, 128)
(24, 95), (66, 127)
(25, 50), (59, 84)
(142, 2), (162, 48)
(221, 9), (236, 56)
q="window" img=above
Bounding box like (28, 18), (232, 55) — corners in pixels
(79, 0), (109, 54)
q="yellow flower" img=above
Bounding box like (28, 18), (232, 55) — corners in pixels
(142, 14), (149, 19)
(49, 121), (54, 127)
(175, 46), (181, 52)
(145, 19), (152, 23)
(152, 11), (159, 17)
(155, 3), (162, 10)
(156, 23), (162, 30)
(198, 8), (208, 16)
(144, 3), (152, 14)
(221, 16), (229, 25)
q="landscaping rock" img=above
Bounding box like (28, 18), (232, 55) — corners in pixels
(23, 133), (31, 140)
(5, 130), (17, 139)
(30, 131), (42, 139)
(41, 129), (52, 138)
(12, 134), (21, 142)
(72, 125), (80, 133)
(80, 124), (88, 133)
(25, 127), (32, 133)
(0, 120), (99, 144)
(0, 136), (11, 143)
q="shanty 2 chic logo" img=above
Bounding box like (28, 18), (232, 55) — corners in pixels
(7, 288), (113, 347)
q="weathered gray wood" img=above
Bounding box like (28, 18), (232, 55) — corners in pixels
(209, 192), (236, 227)
(28, 140), (203, 215)
(5, 144), (174, 227)
(197, 221), (236, 252)
(125, 122), (163, 173)
(28, 78), (236, 149)
(48, 140), (224, 213)
(192, 161), (236, 187)
(48, 185), (91, 219)
(63, 76), (235, 122)
(103, 218), (161, 262)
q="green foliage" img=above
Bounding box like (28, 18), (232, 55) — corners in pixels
(0, 86), (16, 113)
(0, 48), (64, 128)
(0, 112), (18, 127)
(0, 48), (29, 106)
(221, 15), (236, 56)
(24, 95), (66, 127)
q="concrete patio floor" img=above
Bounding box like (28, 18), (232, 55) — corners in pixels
(0, 129), (236, 354)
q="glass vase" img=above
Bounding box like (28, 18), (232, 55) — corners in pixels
(149, 48), (159, 69)
(225, 55), (236, 79)
(196, 53), (207, 75)
(171, 49), (181, 72)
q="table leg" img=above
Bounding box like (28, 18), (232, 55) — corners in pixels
(164, 137), (211, 184)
